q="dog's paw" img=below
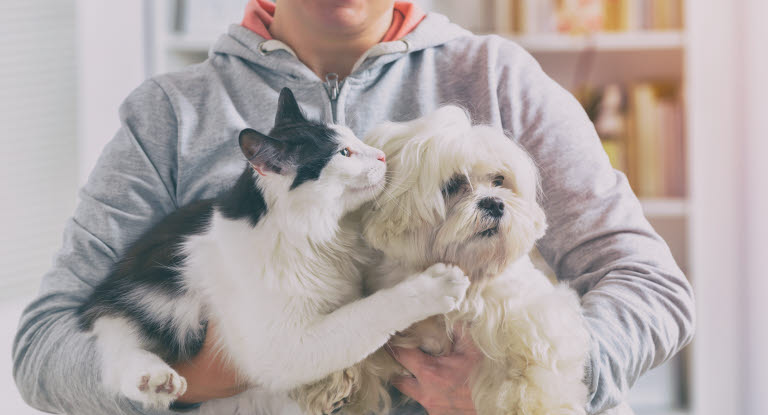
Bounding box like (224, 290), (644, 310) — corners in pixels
(122, 366), (187, 409)
(324, 396), (350, 415)
(291, 368), (357, 415)
(408, 263), (470, 315)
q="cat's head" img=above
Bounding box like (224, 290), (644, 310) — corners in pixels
(238, 88), (387, 214)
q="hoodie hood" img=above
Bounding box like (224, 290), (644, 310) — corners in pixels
(210, 12), (471, 83)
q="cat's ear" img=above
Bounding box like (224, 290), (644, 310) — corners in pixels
(274, 87), (306, 126)
(238, 128), (293, 176)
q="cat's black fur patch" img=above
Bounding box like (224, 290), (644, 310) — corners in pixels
(218, 167), (268, 226)
(78, 199), (216, 363)
(269, 122), (339, 190)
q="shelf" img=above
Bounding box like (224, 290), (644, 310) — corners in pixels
(640, 198), (688, 218)
(504, 31), (685, 52)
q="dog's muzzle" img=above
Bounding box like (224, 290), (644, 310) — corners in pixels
(478, 197), (505, 218)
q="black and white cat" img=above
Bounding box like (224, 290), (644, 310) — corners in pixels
(78, 88), (470, 414)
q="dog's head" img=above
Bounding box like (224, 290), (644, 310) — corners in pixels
(362, 107), (546, 278)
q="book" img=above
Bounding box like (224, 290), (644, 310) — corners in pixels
(506, 0), (683, 34)
(582, 82), (685, 197)
(603, 0), (629, 32)
(658, 98), (686, 196)
(625, 82), (683, 197)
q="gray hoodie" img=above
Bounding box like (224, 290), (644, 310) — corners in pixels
(12, 13), (693, 415)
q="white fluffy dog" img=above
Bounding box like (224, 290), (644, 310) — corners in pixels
(361, 107), (591, 414)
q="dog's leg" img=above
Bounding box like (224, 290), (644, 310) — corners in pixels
(483, 285), (590, 415)
(92, 317), (186, 409)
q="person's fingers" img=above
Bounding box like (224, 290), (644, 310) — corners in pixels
(387, 345), (435, 378)
(390, 374), (423, 402)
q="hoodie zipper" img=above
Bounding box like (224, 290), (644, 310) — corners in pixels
(324, 73), (342, 123)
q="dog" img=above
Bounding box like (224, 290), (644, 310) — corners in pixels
(361, 106), (591, 414)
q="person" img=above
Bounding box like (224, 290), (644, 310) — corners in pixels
(12, 0), (695, 414)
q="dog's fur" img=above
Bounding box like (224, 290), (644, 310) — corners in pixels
(362, 107), (591, 414)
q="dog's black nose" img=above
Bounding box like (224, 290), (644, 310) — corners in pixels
(478, 197), (505, 218)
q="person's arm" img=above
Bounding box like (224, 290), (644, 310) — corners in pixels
(12, 79), (231, 414)
(495, 41), (695, 412)
(172, 322), (247, 404)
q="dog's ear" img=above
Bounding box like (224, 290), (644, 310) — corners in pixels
(362, 107), (473, 252)
(361, 171), (434, 251)
(362, 135), (448, 252)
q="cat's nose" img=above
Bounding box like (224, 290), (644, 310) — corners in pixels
(478, 197), (504, 218)
(376, 152), (386, 163)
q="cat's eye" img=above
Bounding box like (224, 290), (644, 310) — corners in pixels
(492, 175), (504, 187)
(340, 147), (351, 157)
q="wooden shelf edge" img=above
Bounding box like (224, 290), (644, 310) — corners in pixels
(502, 31), (686, 52)
(641, 197), (689, 218)
(164, 34), (216, 53)
(164, 31), (685, 54)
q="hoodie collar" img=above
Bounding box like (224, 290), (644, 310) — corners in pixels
(212, 12), (470, 82)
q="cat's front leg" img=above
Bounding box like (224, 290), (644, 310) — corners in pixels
(93, 317), (187, 409)
(259, 263), (470, 391)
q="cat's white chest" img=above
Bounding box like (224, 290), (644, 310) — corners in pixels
(183, 210), (364, 323)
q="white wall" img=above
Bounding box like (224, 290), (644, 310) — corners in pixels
(0, 1), (79, 412)
(742, 0), (768, 413)
(0, 0), (79, 291)
(76, 0), (147, 183)
(689, 0), (768, 414)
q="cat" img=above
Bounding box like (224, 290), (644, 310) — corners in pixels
(77, 88), (470, 414)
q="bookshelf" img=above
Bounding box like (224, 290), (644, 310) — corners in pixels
(148, 0), (691, 414)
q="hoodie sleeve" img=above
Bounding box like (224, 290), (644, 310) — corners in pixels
(495, 40), (695, 413)
(12, 79), (181, 415)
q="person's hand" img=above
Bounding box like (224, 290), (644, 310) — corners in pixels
(388, 325), (482, 415)
(172, 320), (248, 404)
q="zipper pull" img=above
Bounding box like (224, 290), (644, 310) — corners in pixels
(325, 73), (340, 100)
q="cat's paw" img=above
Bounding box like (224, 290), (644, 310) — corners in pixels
(122, 366), (187, 409)
(407, 263), (470, 315)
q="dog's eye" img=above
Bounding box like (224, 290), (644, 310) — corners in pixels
(492, 175), (504, 187)
(339, 147), (351, 157)
(442, 174), (467, 196)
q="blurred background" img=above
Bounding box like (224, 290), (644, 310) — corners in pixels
(0, 0), (765, 414)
